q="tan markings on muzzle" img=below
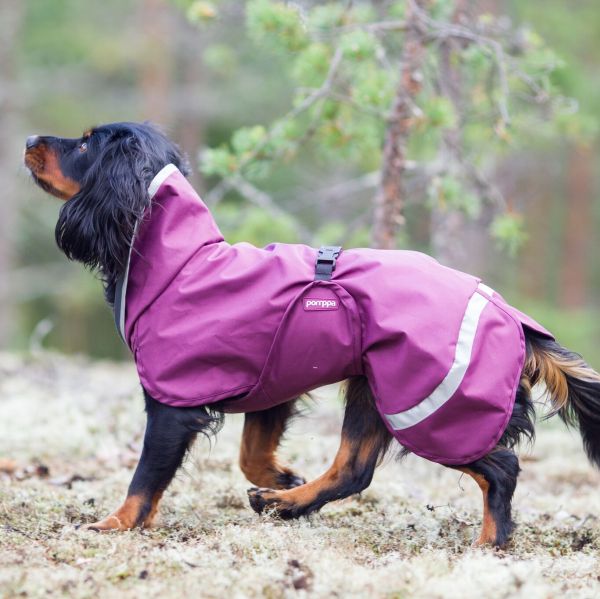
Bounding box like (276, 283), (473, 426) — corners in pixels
(25, 144), (81, 201)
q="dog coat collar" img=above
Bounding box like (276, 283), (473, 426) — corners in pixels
(114, 163), (186, 346)
(115, 165), (554, 466)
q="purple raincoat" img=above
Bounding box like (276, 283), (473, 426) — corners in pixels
(117, 164), (552, 466)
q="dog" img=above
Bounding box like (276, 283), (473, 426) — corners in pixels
(24, 122), (600, 547)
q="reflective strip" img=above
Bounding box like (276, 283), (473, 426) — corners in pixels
(477, 282), (495, 297)
(385, 283), (491, 431)
(116, 221), (139, 344)
(148, 163), (177, 199)
(115, 163), (178, 346)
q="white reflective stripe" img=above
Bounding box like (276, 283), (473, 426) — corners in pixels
(385, 283), (491, 431)
(118, 220), (139, 343)
(118, 164), (178, 343)
(478, 282), (495, 297)
(148, 163), (177, 200)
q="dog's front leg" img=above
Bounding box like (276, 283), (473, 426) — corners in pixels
(240, 401), (305, 490)
(248, 377), (392, 518)
(85, 391), (218, 531)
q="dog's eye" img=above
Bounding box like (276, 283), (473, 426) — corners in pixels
(78, 142), (88, 153)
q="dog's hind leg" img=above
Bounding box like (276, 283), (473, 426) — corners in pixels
(239, 401), (305, 490)
(85, 391), (222, 531)
(454, 447), (521, 547)
(247, 377), (392, 519)
(451, 377), (532, 547)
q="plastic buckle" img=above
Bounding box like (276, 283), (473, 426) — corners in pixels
(315, 245), (342, 281)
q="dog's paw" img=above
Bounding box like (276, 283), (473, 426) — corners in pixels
(80, 496), (157, 532)
(81, 515), (132, 532)
(247, 486), (273, 515)
(247, 487), (302, 520)
(275, 469), (306, 490)
(471, 534), (507, 549)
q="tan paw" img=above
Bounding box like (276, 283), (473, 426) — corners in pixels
(83, 514), (132, 532)
(247, 487), (305, 519)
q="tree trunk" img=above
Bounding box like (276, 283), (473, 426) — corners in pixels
(139, 0), (173, 123)
(371, 0), (427, 249)
(430, 0), (475, 271)
(560, 144), (593, 308)
(517, 153), (554, 301)
(0, 2), (24, 348)
(175, 25), (205, 191)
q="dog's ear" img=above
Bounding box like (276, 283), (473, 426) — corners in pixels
(141, 120), (191, 177)
(55, 133), (150, 286)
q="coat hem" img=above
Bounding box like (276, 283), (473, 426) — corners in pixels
(386, 291), (527, 465)
(140, 380), (255, 407)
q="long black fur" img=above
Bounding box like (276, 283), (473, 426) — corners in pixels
(461, 448), (521, 547)
(452, 330), (600, 547)
(498, 382), (536, 451)
(53, 122), (189, 304)
(125, 392), (224, 526)
(448, 333), (533, 547)
(528, 334), (600, 468)
(563, 374), (600, 468)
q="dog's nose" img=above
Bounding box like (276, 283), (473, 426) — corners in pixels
(25, 135), (39, 150)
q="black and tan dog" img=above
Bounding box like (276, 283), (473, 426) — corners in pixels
(24, 122), (600, 547)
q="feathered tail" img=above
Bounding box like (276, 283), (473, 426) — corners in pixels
(524, 333), (600, 467)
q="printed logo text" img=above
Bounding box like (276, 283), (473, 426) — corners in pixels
(303, 297), (339, 311)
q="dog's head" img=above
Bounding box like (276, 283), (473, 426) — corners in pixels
(24, 122), (189, 299)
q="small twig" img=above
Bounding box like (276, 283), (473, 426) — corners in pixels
(204, 178), (232, 207)
(29, 319), (54, 354)
(491, 41), (510, 125)
(410, 1), (511, 126)
(319, 170), (381, 200)
(437, 133), (507, 211)
(331, 19), (408, 35)
(575, 514), (597, 530)
(285, 170), (380, 211)
(510, 64), (550, 104)
(229, 175), (313, 242)
(459, 156), (507, 211)
(253, 45), (344, 164)
(203, 46), (345, 206)
(325, 91), (390, 119)
(2, 524), (36, 540)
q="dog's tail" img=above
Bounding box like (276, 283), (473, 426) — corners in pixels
(524, 332), (600, 468)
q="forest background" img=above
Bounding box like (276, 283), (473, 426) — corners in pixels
(1, 0), (598, 365)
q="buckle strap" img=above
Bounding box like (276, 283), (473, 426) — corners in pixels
(315, 245), (342, 281)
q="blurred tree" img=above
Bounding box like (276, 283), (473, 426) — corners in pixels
(561, 145), (593, 308)
(0, 1), (24, 348)
(139, 0), (173, 122)
(190, 0), (584, 261)
(4, 0), (597, 360)
(429, 0), (469, 267)
(371, 0), (426, 250)
(509, 0), (599, 309)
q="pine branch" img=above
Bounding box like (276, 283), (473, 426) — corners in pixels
(229, 175), (313, 242)
(411, 1), (511, 126)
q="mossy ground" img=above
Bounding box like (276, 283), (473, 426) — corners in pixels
(1, 353), (600, 598)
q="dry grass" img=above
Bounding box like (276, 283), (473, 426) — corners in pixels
(1, 352), (600, 598)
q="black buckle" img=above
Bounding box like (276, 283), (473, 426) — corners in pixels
(315, 245), (342, 281)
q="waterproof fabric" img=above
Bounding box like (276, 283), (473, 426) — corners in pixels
(120, 165), (553, 465)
